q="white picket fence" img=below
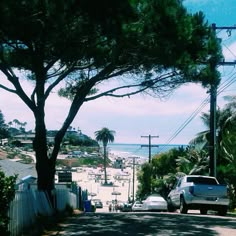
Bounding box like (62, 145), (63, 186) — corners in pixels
(8, 188), (78, 236)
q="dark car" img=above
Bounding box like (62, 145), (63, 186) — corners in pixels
(120, 202), (132, 212)
(92, 199), (103, 208)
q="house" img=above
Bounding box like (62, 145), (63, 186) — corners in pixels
(12, 132), (55, 147)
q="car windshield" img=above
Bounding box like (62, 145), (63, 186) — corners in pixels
(134, 201), (142, 204)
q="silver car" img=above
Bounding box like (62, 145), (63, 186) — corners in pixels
(132, 201), (143, 212)
(142, 195), (167, 212)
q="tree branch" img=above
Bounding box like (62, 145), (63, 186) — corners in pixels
(0, 84), (16, 93)
(85, 70), (183, 101)
(0, 64), (37, 111)
(44, 62), (78, 99)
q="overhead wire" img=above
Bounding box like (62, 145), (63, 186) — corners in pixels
(162, 96), (210, 146)
(158, 67), (236, 152)
(159, 26), (236, 149)
(217, 71), (236, 95)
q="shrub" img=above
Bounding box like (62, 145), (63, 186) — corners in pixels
(0, 170), (17, 236)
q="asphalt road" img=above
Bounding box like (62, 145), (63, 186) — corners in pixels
(44, 212), (236, 236)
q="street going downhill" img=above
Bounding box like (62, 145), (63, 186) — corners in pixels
(43, 212), (236, 236)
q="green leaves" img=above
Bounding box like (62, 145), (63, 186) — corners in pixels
(0, 0), (222, 194)
(0, 170), (17, 235)
(0, 111), (9, 140)
(94, 128), (115, 147)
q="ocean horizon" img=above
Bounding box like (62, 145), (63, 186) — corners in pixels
(108, 143), (188, 160)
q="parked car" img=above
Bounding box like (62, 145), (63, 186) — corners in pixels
(120, 202), (132, 212)
(132, 201), (143, 212)
(167, 175), (229, 216)
(142, 195), (167, 212)
(92, 199), (103, 208)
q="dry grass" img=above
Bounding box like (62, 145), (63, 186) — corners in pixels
(0, 148), (8, 159)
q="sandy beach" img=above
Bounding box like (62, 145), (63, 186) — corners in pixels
(71, 154), (141, 211)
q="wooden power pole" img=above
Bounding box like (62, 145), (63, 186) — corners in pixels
(128, 156), (139, 203)
(141, 135), (159, 163)
(209, 24), (236, 177)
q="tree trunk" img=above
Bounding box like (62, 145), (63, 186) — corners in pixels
(34, 118), (55, 185)
(103, 145), (107, 184)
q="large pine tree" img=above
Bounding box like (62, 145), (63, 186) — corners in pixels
(0, 0), (221, 197)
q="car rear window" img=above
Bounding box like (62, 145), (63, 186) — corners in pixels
(186, 177), (218, 185)
(148, 196), (165, 202)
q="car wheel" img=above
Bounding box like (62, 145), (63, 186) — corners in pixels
(180, 196), (188, 214)
(167, 199), (176, 212)
(218, 206), (227, 216)
(200, 208), (207, 215)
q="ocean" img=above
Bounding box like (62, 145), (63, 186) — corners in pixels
(108, 143), (187, 160)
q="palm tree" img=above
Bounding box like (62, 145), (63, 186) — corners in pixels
(219, 96), (236, 161)
(190, 96), (236, 164)
(13, 119), (20, 129)
(95, 127), (115, 185)
(176, 148), (209, 175)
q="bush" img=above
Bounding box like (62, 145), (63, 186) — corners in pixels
(0, 170), (17, 236)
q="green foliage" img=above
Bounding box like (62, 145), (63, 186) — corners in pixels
(137, 96), (236, 207)
(176, 148), (209, 175)
(0, 110), (9, 142)
(56, 156), (105, 168)
(0, 0), (221, 192)
(136, 147), (189, 200)
(0, 170), (17, 235)
(94, 128), (115, 147)
(189, 96), (236, 209)
(152, 148), (183, 176)
(63, 132), (98, 147)
(95, 128), (115, 184)
(136, 162), (153, 199)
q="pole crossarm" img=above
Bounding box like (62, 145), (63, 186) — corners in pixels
(141, 135), (159, 163)
(212, 24), (236, 30)
(141, 145), (159, 147)
(219, 61), (236, 66)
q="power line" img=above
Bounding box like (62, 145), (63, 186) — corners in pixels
(218, 72), (236, 95)
(159, 25), (236, 156)
(163, 96), (210, 146)
(159, 71), (236, 151)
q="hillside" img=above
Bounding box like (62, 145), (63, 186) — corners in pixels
(0, 148), (7, 159)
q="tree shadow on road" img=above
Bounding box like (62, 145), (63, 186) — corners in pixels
(48, 212), (236, 236)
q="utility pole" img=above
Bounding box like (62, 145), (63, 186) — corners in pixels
(209, 23), (236, 177)
(128, 156), (139, 203)
(209, 82), (217, 177)
(141, 135), (159, 163)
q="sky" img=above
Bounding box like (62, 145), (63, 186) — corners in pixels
(1, 0), (236, 145)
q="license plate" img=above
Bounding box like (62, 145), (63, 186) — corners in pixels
(206, 197), (217, 201)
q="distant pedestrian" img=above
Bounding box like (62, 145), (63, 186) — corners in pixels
(109, 204), (112, 212)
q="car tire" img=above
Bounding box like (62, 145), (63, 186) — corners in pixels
(167, 199), (176, 212)
(218, 206), (227, 216)
(180, 196), (188, 214)
(200, 208), (208, 215)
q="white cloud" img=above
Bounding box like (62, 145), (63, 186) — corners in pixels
(0, 77), (211, 145)
(1, 0), (236, 145)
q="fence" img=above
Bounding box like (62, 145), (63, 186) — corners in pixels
(8, 188), (78, 236)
